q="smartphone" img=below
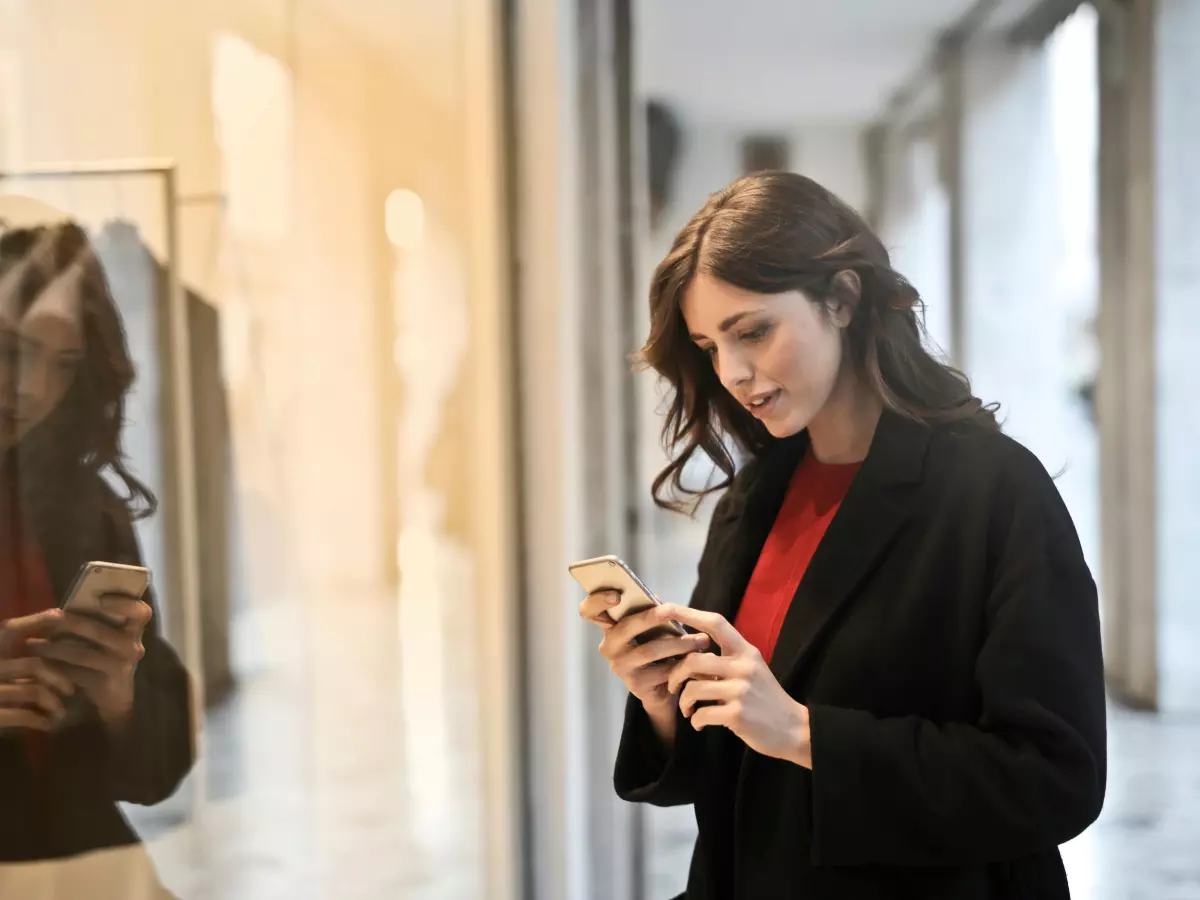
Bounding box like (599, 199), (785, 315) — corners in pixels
(569, 555), (687, 644)
(60, 561), (150, 626)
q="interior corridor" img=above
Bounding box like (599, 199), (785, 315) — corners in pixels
(1, 0), (1198, 898)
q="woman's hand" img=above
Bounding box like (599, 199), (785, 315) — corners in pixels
(659, 604), (812, 769)
(0, 609), (76, 732)
(29, 594), (152, 735)
(578, 591), (711, 716)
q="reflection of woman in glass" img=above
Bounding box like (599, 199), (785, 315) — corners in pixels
(0, 214), (193, 863)
(581, 173), (1105, 899)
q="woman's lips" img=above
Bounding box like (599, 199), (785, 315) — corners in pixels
(746, 390), (780, 418)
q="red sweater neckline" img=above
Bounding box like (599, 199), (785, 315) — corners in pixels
(733, 452), (861, 663)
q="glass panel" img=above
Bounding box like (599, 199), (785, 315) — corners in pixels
(0, 3), (493, 897)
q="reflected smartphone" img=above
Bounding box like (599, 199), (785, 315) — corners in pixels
(569, 555), (687, 644)
(60, 561), (149, 627)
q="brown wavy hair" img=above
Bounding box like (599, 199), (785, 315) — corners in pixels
(0, 221), (156, 522)
(639, 171), (997, 512)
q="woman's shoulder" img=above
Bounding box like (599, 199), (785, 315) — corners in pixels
(924, 422), (1064, 510)
(930, 420), (1046, 468)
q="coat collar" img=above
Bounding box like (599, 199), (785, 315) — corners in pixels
(707, 409), (931, 686)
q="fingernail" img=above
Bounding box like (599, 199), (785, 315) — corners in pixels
(605, 595), (620, 605)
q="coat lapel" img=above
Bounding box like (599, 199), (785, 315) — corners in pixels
(728, 412), (931, 864)
(766, 410), (930, 687)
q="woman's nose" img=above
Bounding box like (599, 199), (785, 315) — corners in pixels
(18, 353), (49, 408)
(717, 350), (753, 393)
(0, 362), (14, 404)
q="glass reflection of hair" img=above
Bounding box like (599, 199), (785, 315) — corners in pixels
(0, 220), (192, 867)
(0, 221), (155, 524)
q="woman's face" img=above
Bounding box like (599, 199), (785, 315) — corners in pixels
(681, 273), (849, 439)
(0, 265), (85, 452)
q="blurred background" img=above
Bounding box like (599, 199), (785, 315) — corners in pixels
(0, 0), (1195, 898)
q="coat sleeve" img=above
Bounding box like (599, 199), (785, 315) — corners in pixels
(613, 490), (739, 807)
(807, 445), (1107, 866)
(613, 693), (702, 807)
(68, 499), (196, 805)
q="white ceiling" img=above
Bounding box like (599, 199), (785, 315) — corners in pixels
(636, 0), (983, 126)
(312, 0), (1046, 129)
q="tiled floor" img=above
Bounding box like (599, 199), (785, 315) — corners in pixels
(126, 594), (486, 900)
(1063, 705), (1200, 900)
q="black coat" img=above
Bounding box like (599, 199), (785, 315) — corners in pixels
(615, 412), (1107, 899)
(0, 476), (194, 862)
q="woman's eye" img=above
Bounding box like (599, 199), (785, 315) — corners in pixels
(741, 324), (771, 343)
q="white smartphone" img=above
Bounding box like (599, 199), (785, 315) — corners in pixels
(569, 555), (687, 644)
(60, 561), (150, 626)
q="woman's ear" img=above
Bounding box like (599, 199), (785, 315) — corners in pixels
(828, 269), (861, 328)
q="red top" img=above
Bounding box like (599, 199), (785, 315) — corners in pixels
(0, 495), (55, 623)
(0, 477), (56, 768)
(734, 452), (862, 662)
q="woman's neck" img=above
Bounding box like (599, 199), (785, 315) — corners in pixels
(807, 369), (882, 464)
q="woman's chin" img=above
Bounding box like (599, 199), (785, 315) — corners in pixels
(763, 412), (808, 439)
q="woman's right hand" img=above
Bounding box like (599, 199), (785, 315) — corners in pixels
(0, 609), (76, 732)
(578, 590), (711, 714)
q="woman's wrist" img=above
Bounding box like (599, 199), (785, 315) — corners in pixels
(785, 701), (813, 769)
(98, 697), (135, 741)
(644, 693), (679, 748)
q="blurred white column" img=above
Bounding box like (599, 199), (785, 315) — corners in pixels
(461, 2), (525, 898)
(1153, 0), (1200, 713)
(509, 0), (643, 898)
(1096, 0), (1159, 710)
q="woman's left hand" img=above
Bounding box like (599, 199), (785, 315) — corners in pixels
(659, 604), (812, 769)
(28, 595), (152, 734)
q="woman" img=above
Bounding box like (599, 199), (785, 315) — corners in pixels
(0, 213), (193, 864)
(579, 172), (1106, 899)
